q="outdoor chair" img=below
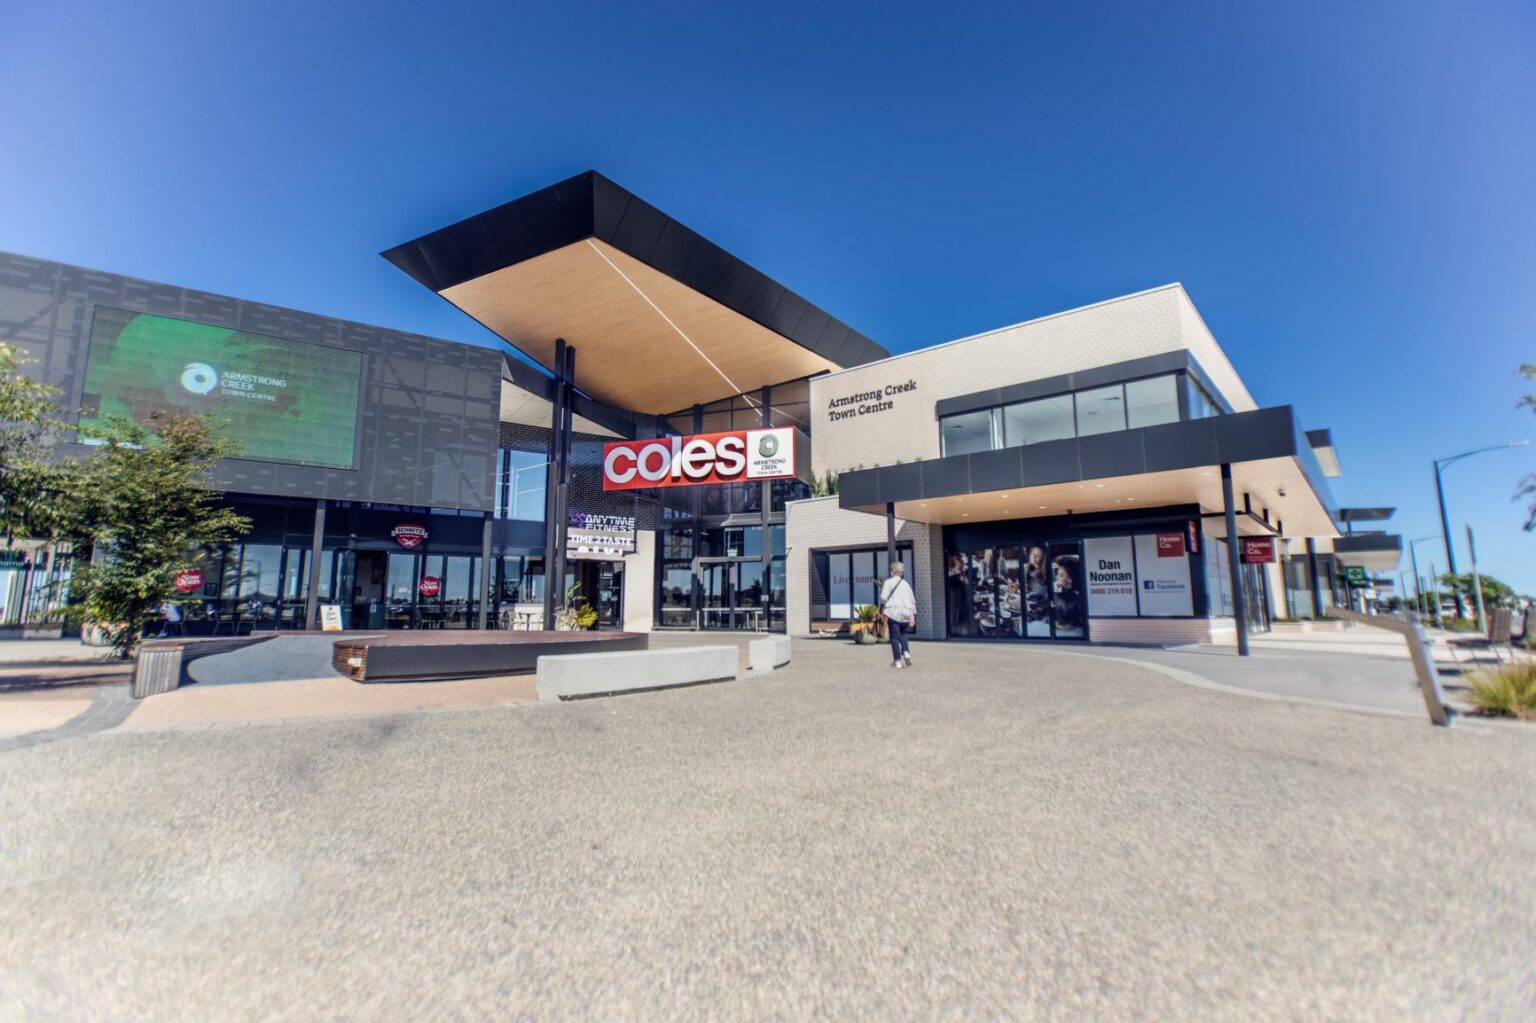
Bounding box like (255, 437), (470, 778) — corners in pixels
(1447, 607), (1515, 666)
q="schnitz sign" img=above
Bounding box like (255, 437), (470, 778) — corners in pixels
(602, 428), (795, 491)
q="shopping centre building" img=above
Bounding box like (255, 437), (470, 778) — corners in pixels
(0, 170), (1398, 647)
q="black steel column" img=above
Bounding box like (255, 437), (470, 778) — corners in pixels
(551, 345), (576, 614)
(305, 499), (326, 629)
(541, 339), (567, 629)
(1221, 463), (1250, 656)
(760, 386), (772, 632)
(885, 502), (897, 570)
(1305, 536), (1323, 619)
(477, 512), (492, 630)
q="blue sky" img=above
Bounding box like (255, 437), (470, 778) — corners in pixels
(4, 1), (1533, 591)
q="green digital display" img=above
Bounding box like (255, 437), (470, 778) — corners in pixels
(80, 308), (363, 469)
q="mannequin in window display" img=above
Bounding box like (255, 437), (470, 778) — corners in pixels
(1052, 554), (1085, 636)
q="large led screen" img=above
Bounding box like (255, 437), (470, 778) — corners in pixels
(80, 308), (363, 470)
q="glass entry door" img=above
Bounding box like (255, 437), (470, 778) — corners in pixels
(696, 558), (766, 630)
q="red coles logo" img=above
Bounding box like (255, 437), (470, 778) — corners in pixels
(1155, 532), (1186, 558)
(391, 524), (428, 550)
(173, 568), (204, 594)
(418, 576), (441, 597)
(602, 428), (795, 492)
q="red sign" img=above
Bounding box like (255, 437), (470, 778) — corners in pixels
(173, 568), (204, 594)
(1155, 532), (1186, 558)
(1241, 537), (1276, 564)
(392, 524), (428, 550)
(602, 427), (795, 492)
(418, 576), (441, 597)
(1187, 520), (1199, 555)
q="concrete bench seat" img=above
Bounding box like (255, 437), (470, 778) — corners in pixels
(537, 645), (737, 701)
(131, 635), (276, 699)
(748, 635), (792, 672)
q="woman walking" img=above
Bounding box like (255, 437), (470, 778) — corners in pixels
(879, 562), (918, 669)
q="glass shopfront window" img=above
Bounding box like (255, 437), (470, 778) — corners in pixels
(946, 542), (1084, 640)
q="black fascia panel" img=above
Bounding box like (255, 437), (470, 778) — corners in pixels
(744, 274), (788, 326)
(609, 195), (671, 262)
(768, 292), (810, 341)
(681, 237), (732, 294)
(920, 455), (972, 498)
(1078, 430), (1148, 479)
(876, 462), (923, 504)
(1143, 418), (1219, 472)
(382, 170), (888, 367)
(649, 221), (704, 280)
(968, 446), (1026, 493)
(837, 467), (880, 509)
(1020, 438), (1083, 487)
(1213, 406), (1298, 464)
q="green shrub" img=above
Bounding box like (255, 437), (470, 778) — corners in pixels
(1463, 662), (1536, 720)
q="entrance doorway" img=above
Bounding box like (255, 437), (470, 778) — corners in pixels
(352, 551), (387, 629)
(696, 557), (767, 631)
(570, 560), (624, 630)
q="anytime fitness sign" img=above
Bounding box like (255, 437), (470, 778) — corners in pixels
(602, 427), (795, 492)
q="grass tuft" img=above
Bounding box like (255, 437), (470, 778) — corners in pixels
(1463, 662), (1536, 720)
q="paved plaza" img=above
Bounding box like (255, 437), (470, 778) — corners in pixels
(2, 638), (1533, 1020)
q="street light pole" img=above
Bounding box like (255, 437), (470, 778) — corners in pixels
(1432, 441), (1530, 619)
(1407, 535), (1441, 618)
(1466, 524), (1487, 635)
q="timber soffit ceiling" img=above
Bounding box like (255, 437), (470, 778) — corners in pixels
(382, 171), (888, 415)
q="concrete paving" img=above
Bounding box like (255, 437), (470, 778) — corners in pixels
(1, 639), (1532, 1020)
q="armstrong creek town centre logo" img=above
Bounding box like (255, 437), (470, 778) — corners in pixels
(178, 360), (290, 403)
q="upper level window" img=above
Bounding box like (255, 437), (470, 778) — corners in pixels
(941, 408), (997, 456)
(1075, 385), (1126, 436)
(495, 448), (547, 521)
(1002, 394), (1074, 447)
(1126, 375), (1180, 428)
(1188, 378), (1221, 420)
(939, 372), (1209, 456)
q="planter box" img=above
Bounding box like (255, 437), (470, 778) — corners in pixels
(0, 624), (66, 641)
(1272, 620), (1350, 634)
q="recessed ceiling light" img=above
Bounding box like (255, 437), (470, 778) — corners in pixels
(962, 513), (969, 517)
(1096, 484), (1105, 488)
(1038, 505), (1046, 509)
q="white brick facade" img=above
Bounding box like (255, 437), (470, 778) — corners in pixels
(621, 529), (655, 633)
(785, 496), (944, 640)
(808, 285), (1258, 478)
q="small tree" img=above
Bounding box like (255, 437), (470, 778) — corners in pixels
(1437, 571), (1514, 607)
(63, 413), (249, 657)
(0, 341), (70, 544)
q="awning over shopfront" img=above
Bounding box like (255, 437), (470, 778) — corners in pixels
(836, 406), (1340, 540)
(383, 171), (886, 415)
(1331, 533), (1404, 572)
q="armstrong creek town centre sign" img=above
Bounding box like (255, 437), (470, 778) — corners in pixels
(825, 380), (917, 422)
(603, 427), (795, 491)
